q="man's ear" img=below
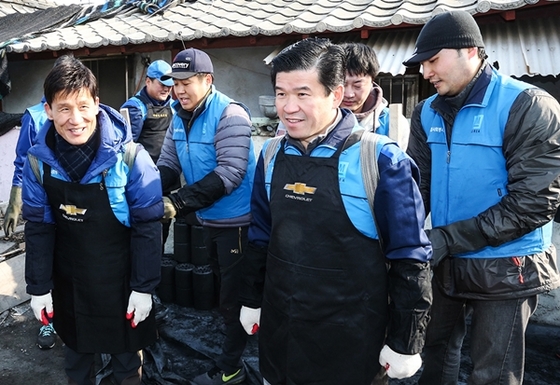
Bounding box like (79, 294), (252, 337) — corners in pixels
(44, 102), (53, 120)
(332, 84), (344, 109)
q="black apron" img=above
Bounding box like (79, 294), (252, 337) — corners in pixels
(43, 164), (157, 354)
(135, 94), (172, 162)
(260, 140), (389, 385)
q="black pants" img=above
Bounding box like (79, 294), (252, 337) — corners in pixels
(204, 226), (249, 373)
(65, 347), (142, 385)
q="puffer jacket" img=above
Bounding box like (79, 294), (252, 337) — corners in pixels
(22, 104), (163, 296)
(157, 85), (256, 227)
(408, 63), (560, 299)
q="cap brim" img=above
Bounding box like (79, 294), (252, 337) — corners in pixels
(159, 78), (175, 87)
(402, 49), (441, 67)
(160, 71), (198, 81)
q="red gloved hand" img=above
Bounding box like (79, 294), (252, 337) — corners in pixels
(126, 291), (152, 328)
(239, 306), (261, 335)
(30, 293), (54, 325)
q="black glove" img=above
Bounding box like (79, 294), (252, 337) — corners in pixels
(167, 172), (225, 217)
(428, 217), (488, 267)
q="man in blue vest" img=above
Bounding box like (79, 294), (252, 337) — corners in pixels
(404, 11), (560, 385)
(120, 59), (173, 163)
(158, 48), (256, 385)
(239, 37), (432, 385)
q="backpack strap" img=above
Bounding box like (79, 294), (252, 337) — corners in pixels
(360, 130), (385, 249)
(123, 141), (140, 171)
(27, 153), (42, 185)
(262, 135), (284, 172)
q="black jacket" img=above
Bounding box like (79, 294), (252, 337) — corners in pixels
(408, 63), (560, 299)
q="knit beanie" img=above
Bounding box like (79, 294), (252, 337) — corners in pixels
(403, 10), (485, 67)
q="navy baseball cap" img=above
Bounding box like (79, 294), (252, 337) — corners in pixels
(146, 60), (174, 87)
(161, 48), (214, 81)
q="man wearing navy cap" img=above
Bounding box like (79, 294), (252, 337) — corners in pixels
(157, 48), (256, 385)
(404, 10), (560, 385)
(120, 59), (174, 163)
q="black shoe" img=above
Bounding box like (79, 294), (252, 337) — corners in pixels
(37, 323), (56, 349)
(191, 365), (246, 385)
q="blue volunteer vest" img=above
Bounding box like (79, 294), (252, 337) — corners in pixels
(172, 89), (254, 221)
(421, 68), (552, 258)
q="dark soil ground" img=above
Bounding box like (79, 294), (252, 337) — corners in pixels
(1, 219), (559, 384)
(1, 300), (559, 385)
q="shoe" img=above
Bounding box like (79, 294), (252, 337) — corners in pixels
(37, 323), (56, 349)
(191, 365), (246, 385)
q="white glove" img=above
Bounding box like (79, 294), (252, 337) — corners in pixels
(126, 291), (152, 328)
(30, 292), (53, 325)
(239, 306), (261, 335)
(378, 345), (422, 379)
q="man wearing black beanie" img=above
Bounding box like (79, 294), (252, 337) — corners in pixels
(404, 10), (560, 385)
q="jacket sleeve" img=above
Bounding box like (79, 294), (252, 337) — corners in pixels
(375, 143), (431, 263)
(24, 221), (56, 296)
(240, 151), (271, 307)
(12, 111), (38, 187)
(406, 99), (431, 215)
(374, 143), (433, 354)
(386, 259), (432, 354)
(479, 88), (560, 247)
(22, 157), (56, 295)
(214, 103), (253, 193)
(125, 147), (163, 293)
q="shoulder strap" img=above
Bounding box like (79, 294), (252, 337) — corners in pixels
(341, 129), (381, 211)
(359, 130), (385, 249)
(27, 153), (42, 185)
(263, 135), (284, 172)
(123, 141), (140, 170)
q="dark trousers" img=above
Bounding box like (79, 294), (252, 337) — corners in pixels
(204, 226), (249, 373)
(419, 283), (537, 385)
(65, 347), (142, 385)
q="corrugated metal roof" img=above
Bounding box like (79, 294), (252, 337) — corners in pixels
(265, 16), (560, 77)
(484, 16), (559, 76)
(365, 16), (560, 76)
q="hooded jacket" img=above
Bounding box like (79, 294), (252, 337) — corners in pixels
(22, 104), (163, 296)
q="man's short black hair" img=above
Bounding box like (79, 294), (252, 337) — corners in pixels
(44, 56), (98, 106)
(271, 38), (346, 96)
(340, 42), (380, 80)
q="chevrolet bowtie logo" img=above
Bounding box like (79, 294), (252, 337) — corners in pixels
(59, 204), (87, 216)
(284, 182), (317, 195)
